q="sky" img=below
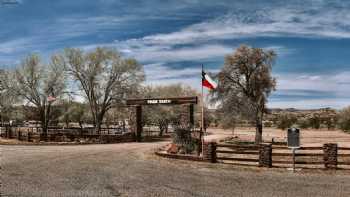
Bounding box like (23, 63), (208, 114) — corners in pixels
(1, 0), (350, 109)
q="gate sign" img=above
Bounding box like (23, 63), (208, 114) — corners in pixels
(146, 99), (171, 104)
(287, 128), (300, 148)
(126, 97), (198, 106)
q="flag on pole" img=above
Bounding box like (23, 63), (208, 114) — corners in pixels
(202, 71), (217, 90)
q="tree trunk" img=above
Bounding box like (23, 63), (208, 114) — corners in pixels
(158, 120), (163, 137)
(95, 108), (107, 135)
(79, 121), (83, 137)
(40, 110), (48, 141)
(255, 121), (263, 144)
(40, 103), (52, 142)
(65, 120), (69, 128)
(122, 120), (126, 133)
(95, 120), (101, 135)
(158, 127), (163, 137)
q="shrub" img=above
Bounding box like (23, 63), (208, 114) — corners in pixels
(308, 115), (321, 129)
(264, 121), (273, 128)
(324, 116), (337, 130)
(297, 118), (310, 129)
(172, 123), (195, 154)
(277, 113), (297, 130)
(338, 107), (350, 132)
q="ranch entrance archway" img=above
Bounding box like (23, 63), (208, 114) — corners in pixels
(126, 97), (198, 142)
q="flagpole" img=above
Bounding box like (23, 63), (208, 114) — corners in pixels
(201, 64), (205, 156)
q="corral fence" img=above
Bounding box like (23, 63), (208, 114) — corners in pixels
(203, 142), (350, 170)
(0, 126), (134, 143)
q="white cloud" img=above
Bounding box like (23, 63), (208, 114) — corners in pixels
(143, 63), (218, 90)
(144, 63), (218, 80)
(114, 33), (289, 62)
(125, 44), (233, 62)
(276, 72), (350, 96)
(270, 71), (350, 109)
(129, 7), (350, 47)
(0, 38), (33, 54)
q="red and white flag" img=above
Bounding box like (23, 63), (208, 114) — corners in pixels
(202, 71), (217, 90)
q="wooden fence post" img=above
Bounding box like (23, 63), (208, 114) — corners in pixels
(202, 142), (217, 163)
(135, 105), (142, 142)
(7, 126), (11, 138)
(189, 104), (194, 127)
(17, 130), (21, 141)
(27, 132), (31, 142)
(323, 143), (337, 169)
(5, 126), (8, 138)
(202, 142), (209, 160)
(210, 142), (217, 163)
(259, 143), (272, 167)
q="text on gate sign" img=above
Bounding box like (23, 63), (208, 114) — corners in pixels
(146, 99), (172, 104)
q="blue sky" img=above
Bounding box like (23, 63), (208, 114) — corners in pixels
(1, 0), (350, 109)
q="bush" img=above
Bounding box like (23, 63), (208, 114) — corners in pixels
(264, 121), (273, 128)
(297, 118), (310, 129)
(324, 116), (337, 130)
(338, 107), (350, 132)
(308, 115), (321, 129)
(172, 123), (195, 154)
(277, 113), (297, 130)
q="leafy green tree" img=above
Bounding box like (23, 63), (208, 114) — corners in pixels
(212, 45), (276, 144)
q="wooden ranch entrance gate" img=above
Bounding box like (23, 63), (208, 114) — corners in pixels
(126, 96), (198, 142)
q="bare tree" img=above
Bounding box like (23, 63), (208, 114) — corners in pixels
(62, 47), (144, 133)
(0, 69), (16, 124)
(212, 45), (276, 144)
(12, 54), (66, 140)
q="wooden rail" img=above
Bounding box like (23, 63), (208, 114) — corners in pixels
(217, 157), (259, 162)
(216, 143), (259, 164)
(272, 153), (324, 157)
(214, 143), (350, 169)
(273, 160), (324, 165)
(216, 150), (258, 154)
(216, 144), (259, 149)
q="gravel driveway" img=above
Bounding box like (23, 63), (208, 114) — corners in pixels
(1, 142), (350, 197)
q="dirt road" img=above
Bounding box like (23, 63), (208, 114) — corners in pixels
(1, 141), (350, 197)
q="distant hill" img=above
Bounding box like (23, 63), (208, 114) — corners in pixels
(267, 107), (336, 114)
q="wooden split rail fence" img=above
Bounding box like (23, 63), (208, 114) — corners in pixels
(0, 126), (134, 143)
(203, 142), (350, 169)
